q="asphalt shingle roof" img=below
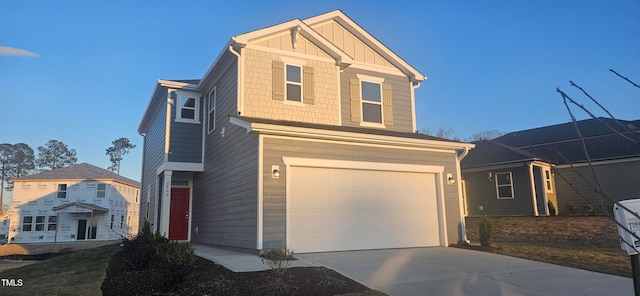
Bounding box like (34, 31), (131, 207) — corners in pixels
(12, 163), (140, 188)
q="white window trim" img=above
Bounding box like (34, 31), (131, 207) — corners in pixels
(544, 169), (553, 193)
(96, 183), (107, 198)
(175, 93), (200, 124)
(285, 63), (303, 103)
(357, 74), (385, 126)
(57, 184), (67, 199)
(207, 87), (216, 134)
(495, 171), (514, 199)
(22, 216), (33, 231)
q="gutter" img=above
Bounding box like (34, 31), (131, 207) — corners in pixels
(228, 44), (243, 116)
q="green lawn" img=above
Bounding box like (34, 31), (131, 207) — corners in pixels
(0, 243), (119, 296)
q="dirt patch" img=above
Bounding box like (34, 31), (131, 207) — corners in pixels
(0, 260), (37, 272)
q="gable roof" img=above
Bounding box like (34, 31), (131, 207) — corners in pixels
(11, 163), (140, 188)
(463, 118), (640, 168)
(461, 140), (545, 169)
(52, 202), (110, 213)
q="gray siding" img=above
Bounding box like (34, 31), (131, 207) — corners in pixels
(463, 166), (534, 217)
(340, 68), (414, 132)
(191, 58), (261, 249)
(168, 92), (203, 163)
(140, 94), (168, 231)
(262, 137), (464, 247)
(555, 159), (640, 213)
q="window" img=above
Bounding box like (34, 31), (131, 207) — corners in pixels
(22, 216), (33, 231)
(35, 216), (45, 231)
(120, 215), (124, 229)
(145, 200), (150, 220)
(110, 215), (114, 230)
(496, 172), (514, 199)
(176, 95), (199, 123)
(545, 169), (553, 192)
(361, 81), (382, 123)
(57, 184), (67, 198)
(48, 216), (57, 231)
(285, 64), (302, 102)
(207, 88), (216, 133)
(96, 183), (107, 198)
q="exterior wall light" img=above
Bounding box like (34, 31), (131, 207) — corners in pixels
(447, 173), (455, 184)
(272, 165), (280, 179)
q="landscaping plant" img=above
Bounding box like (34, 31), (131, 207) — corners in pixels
(478, 216), (494, 246)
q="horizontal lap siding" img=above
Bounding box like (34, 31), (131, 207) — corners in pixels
(140, 98), (168, 231)
(463, 166), (534, 216)
(191, 59), (260, 249)
(555, 160), (640, 212)
(341, 68), (413, 132)
(262, 136), (463, 247)
(168, 96), (203, 163)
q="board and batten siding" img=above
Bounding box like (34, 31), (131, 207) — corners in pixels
(555, 159), (640, 212)
(191, 57), (260, 249)
(140, 99), (168, 230)
(261, 136), (464, 248)
(340, 68), (414, 132)
(463, 166), (534, 216)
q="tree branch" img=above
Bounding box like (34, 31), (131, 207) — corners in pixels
(610, 69), (640, 89)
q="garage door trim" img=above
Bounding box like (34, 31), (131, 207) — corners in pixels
(282, 157), (448, 251)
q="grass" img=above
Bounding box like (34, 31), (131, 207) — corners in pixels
(463, 216), (631, 277)
(0, 243), (120, 296)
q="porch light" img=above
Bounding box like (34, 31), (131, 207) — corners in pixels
(272, 165), (280, 179)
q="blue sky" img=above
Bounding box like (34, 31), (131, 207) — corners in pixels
(1, 0), (638, 189)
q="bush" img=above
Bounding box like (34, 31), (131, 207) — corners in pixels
(548, 200), (557, 216)
(566, 202), (578, 214)
(584, 204), (597, 216)
(261, 248), (295, 274)
(478, 216), (494, 246)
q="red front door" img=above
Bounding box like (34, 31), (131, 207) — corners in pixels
(169, 188), (190, 240)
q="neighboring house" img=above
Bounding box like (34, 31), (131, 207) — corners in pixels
(462, 117), (640, 217)
(138, 10), (474, 254)
(0, 212), (10, 244)
(8, 163), (140, 243)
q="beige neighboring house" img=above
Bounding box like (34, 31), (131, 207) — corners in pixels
(138, 10), (474, 253)
(8, 163), (140, 244)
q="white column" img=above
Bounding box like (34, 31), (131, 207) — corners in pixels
(159, 170), (172, 237)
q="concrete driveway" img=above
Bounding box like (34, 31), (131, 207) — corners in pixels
(297, 247), (634, 296)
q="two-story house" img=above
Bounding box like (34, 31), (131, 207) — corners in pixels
(8, 163), (140, 243)
(138, 10), (474, 253)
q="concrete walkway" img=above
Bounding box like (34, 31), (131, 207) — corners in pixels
(193, 245), (634, 296)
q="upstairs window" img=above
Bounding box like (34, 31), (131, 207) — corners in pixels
(286, 64), (302, 102)
(96, 183), (107, 198)
(57, 184), (67, 198)
(496, 172), (514, 199)
(361, 81), (382, 123)
(176, 94), (200, 123)
(207, 88), (216, 133)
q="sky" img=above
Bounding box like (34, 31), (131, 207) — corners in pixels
(1, 0), (638, 190)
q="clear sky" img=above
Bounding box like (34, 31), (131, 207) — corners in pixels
(1, 0), (638, 188)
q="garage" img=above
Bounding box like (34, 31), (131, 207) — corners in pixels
(286, 159), (443, 253)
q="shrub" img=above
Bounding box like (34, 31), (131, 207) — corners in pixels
(478, 216), (494, 246)
(566, 202), (578, 214)
(254, 276), (297, 296)
(261, 248), (295, 274)
(584, 203), (597, 216)
(548, 200), (556, 216)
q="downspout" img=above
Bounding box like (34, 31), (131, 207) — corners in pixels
(456, 147), (470, 243)
(410, 82), (421, 132)
(228, 45), (243, 116)
(528, 162), (539, 216)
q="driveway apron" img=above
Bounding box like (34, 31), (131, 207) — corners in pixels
(297, 247), (633, 296)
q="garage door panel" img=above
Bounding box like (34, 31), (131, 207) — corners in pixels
(289, 166), (440, 253)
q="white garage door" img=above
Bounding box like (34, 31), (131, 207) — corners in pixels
(289, 166), (440, 253)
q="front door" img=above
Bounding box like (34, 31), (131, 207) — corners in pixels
(77, 219), (87, 240)
(77, 219), (98, 240)
(169, 188), (190, 240)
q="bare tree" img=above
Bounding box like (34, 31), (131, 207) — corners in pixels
(106, 138), (136, 175)
(36, 140), (78, 171)
(421, 127), (459, 140)
(0, 144), (13, 214)
(466, 130), (504, 141)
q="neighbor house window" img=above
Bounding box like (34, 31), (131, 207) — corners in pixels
(57, 184), (67, 198)
(48, 216), (57, 231)
(496, 172), (514, 199)
(120, 215), (124, 229)
(176, 94), (200, 123)
(285, 64), (302, 102)
(35, 216), (45, 231)
(110, 215), (114, 230)
(207, 87), (216, 133)
(545, 169), (553, 192)
(22, 216), (33, 231)
(96, 183), (107, 198)
(361, 81), (382, 123)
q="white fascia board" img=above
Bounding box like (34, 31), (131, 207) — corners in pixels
(230, 117), (474, 151)
(303, 10), (426, 82)
(232, 19), (352, 66)
(157, 80), (200, 91)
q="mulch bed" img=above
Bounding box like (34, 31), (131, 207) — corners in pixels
(102, 255), (371, 296)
